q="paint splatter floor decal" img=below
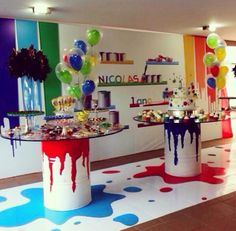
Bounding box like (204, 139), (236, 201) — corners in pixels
(1, 143), (236, 231)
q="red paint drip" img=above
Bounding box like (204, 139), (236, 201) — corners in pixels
(133, 163), (225, 184)
(202, 197), (207, 200)
(207, 161), (215, 164)
(160, 157), (165, 160)
(160, 187), (173, 192)
(42, 139), (89, 192)
(224, 149), (231, 152)
(102, 170), (120, 174)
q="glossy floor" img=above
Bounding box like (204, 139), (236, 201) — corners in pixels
(0, 141), (236, 231)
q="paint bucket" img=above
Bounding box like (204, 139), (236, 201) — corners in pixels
(41, 139), (91, 211)
(98, 91), (111, 108)
(164, 122), (201, 177)
(109, 111), (119, 125)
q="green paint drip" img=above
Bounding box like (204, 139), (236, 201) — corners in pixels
(39, 22), (61, 115)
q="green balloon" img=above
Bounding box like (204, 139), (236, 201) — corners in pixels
(80, 58), (92, 75)
(86, 29), (101, 46)
(67, 85), (82, 99)
(207, 33), (219, 49)
(58, 70), (72, 84)
(203, 52), (216, 67)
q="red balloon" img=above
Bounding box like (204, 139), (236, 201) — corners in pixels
(63, 54), (68, 64)
(210, 65), (219, 77)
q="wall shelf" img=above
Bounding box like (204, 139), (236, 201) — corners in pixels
(145, 61), (179, 65)
(98, 81), (167, 87)
(129, 100), (168, 108)
(100, 60), (134, 64)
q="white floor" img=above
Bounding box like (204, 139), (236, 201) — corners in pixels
(0, 143), (236, 231)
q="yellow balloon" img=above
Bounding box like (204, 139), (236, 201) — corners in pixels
(216, 76), (226, 89)
(215, 46), (226, 62)
(219, 65), (229, 77)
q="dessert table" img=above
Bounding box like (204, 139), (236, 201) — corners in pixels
(1, 116), (128, 211)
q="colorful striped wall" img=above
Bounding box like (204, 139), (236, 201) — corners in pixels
(183, 34), (232, 138)
(0, 19), (61, 128)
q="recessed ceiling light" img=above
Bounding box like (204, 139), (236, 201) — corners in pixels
(32, 4), (51, 15)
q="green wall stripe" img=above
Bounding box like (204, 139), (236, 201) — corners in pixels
(39, 22), (61, 115)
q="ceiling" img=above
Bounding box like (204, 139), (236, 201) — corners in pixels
(1, 0), (236, 41)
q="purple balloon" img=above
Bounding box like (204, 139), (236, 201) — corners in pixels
(82, 80), (95, 96)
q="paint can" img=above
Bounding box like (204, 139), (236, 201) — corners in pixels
(98, 91), (111, 108)
(164, 122), (201, 177)
(41, 139), (91, 211)
(109, 111), (119, 125)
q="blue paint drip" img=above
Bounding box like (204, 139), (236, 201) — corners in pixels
(0, 196), (7, 203)
(113, 213), (139, 226)
(74, 221), (81, 225)
(106, 180), (113, 183)
(0, 184), (125, 227)
(123, 186), (142, 192)
(164, 122), (200, 165)
(148, 199), (155, 202)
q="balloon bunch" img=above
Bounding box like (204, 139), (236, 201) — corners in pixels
(203, 33), (228, 90)
(55, 28), (102, 103)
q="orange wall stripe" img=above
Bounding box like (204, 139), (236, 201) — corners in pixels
(183, 35), (195, 86)
(194, 36), (206, 93)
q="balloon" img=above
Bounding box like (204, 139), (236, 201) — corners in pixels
(82, 79), (95, 96)
(55, 63), (73, 84)
(206, 33), (219, 49)
(68, 53), (83, 71)
(86, 48), (101, 66)
(86, 28), (102, 46)
(207, 77), (216, 89)
(210, 63), (220, 77)
(74, 40), (87, 54)
(219, 65), (229, 77)
(216, 76), (226, 89)
(63, 54), (68, 64)
(67, 85), (82, 99)
(203, 52), (216, 67)
(80, 57), (92, 75)
(215, 45), (226, 62)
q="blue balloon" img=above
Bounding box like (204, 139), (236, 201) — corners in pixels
(82, 80), (95, 96)
(69, 53), (83, 71)
(74, 40), (87, 54)
(207, 77), (216, 89)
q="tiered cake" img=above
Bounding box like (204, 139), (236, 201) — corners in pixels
(168, 82), (198, 111)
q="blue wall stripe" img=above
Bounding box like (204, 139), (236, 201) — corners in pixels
(15, 20), (38, 49)
(0, 19), (18, 128)
(15, 19), (42, 111)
